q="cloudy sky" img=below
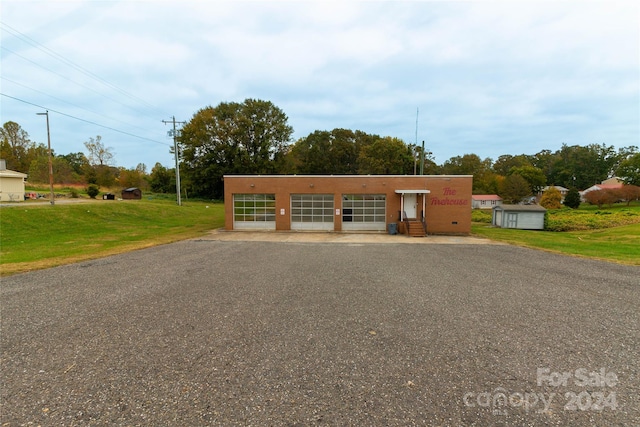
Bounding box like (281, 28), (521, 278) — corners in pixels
(1, 0), (638, 170)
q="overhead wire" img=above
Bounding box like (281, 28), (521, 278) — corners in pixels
(0, 21), (171, 119)
(1, 93), (172, 147)
(0, 21), (179, 152)
(1, 76), (165, 137)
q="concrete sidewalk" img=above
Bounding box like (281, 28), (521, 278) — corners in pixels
(201, 229), (502, 244)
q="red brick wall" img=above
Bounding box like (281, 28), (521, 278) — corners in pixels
(224, 175), (472, 234)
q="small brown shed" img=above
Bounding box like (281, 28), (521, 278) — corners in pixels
(122, 187), (142, 200)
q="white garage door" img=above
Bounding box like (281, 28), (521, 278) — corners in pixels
(233, 194), (276, 230)
(342, 194), (386, 231)
(291, 194), (334, 231)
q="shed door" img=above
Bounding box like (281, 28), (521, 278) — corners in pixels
(506, 212), (518, 228)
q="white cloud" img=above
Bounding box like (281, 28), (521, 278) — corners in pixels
(1, 0), (637, 169)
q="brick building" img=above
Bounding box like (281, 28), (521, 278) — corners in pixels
(224, 175), (472, 235)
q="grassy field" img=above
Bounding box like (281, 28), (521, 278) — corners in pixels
(1, 198), (224, 275)
(2, 197), (639, 275)
(472, 202), (640, 266)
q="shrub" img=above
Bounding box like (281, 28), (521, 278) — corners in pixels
(563, 187), (581, 209)
(584, 189), (617, 208)
(471, 209), (493, 223)
(540, 186), (562, 209)
(614, 185), (640, 206)
(70, 188), (79, 198)
(87, 184), (100, 199)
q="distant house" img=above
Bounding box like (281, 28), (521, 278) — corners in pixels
(0, 163), (28, 202)
(472, 194), (503, 209)
(492, 204), (546, 230)
(601, 177), (624, 185)
(540, 185), (569, 200)
(580, 183), (624, 201)
(122, 187), (142, 200)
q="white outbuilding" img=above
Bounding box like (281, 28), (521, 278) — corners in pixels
(492, 204), (546, 230)
(0, 166), (27, 202)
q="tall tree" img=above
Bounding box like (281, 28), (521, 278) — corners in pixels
(616, 153), (640, 186)
(499, 173), (531, 204)
(84, 136), (116, 187)
(147, 162), (176, 193)
(287, 129), (360, 174)
(547, 143), (623, 189)
(442, 154), (493, 193)
(493, 154), (532, 176)
(84, 135), (114, 166)
(0, 121), (33, 172)
(178, 99), (293, 199)
(509, 165), (547, 194)
(357, 136), (413, 174)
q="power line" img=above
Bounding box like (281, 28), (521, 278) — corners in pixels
(1, 45), (159, 119)
(1, 93), (172, 147)
(0, 21), (170, 119)
(1, 76), (164, 137)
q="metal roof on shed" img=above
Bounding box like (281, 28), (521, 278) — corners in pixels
(493, 204), (546, 212)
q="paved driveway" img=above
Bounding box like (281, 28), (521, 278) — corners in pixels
(1, 236), (638, 426)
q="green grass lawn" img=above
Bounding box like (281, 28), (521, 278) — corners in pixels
(2, 197), (639, 275)
(472, 202), (640, 265)
(0, 199), (225, 275)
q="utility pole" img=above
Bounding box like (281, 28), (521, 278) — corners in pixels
(420, 140), (425, 175)
(36, 110), (54, 205)
(415, 108), (419, 175)
(163, 116), (186, 205)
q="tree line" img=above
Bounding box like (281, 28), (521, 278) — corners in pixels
(3, 98), (639, 201)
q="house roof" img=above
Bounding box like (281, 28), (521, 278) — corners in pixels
(493, 204), (546, 212)
(472, 194), (502, 201)
(0, 169), (28, 178)
(542, 185), (569, 192)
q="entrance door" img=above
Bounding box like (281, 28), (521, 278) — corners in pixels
(506, 212), (518, 228)
(404, 193), (417, 219)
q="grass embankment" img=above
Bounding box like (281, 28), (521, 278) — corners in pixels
(0, 199), (224, 275)
(472, 203), (640, 265)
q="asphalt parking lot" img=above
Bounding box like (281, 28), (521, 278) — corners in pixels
(1, 234), (638, 426)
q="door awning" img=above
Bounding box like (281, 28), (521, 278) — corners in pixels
(394, 189), (430, 194)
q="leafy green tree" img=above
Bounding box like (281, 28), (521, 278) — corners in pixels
(540, 186), (562, 209)
(147, 162), (176, 193)
(0, 121), (32, 172)
(27, 156), (74, 184)
(59, 152), (89, 176)
(179, 99), (293, 199)
(118, 166), (148, 190)
(357, 136), (413, 174)
(493, 154), (532, 175)
(499, 173), (531, 204)
(442, 153), (493, 193)
(547, 143), (625, 189)
(509, 165), (547, 194)
(616, 153), (640, 186)
(563, 187), (581, 209)
(473, 171), (501, 195)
